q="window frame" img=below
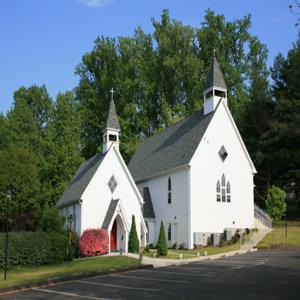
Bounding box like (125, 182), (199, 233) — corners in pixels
(219, 146), (228, 162)
(168, 223), (172, 241)
(217, 175), (231, 203)
(145, 221), (149, 243)
(108, 175), (117, 193)
(222, 188), (226, 202)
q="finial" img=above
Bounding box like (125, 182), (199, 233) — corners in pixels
(110, 88), (115, 101)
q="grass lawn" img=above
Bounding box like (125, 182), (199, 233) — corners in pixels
(145, 243), (240, 259)
(0, 256), (140, 290)
(257, 226), (300, 250)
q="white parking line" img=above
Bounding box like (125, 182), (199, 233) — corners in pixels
(32, 288), (110, 300)
(173, 266), (219, 273)
(143, 270), (215, 277)
(75, 280), (158, 292)
(203, 263), (244, 268)
(110, 274), (188, 283)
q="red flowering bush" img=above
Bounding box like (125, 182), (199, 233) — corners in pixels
(79, 229), (109, 257)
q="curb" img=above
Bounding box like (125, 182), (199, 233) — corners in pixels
(0, 264), (153, 296)
(141, 247), (259, 267)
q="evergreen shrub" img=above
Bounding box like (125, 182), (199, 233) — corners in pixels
(79, 229), (109, 257)
(157, 221), (168, 256)
(128, 215), (139, 253)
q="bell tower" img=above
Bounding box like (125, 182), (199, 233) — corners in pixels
(203, 52), (228, 115)
(103, 88), (120, 153)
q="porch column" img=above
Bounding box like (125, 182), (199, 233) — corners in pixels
(124, 231), (128, 253)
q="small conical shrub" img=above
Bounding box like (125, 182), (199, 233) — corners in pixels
(128, 215), (139, 253)
(157, 221), (168, 256)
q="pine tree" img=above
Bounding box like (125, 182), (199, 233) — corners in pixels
(128, 215), (139, 253)
(157, 221), (168, 256)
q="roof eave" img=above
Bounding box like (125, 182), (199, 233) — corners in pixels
(134, 163), (189, 184)
(56, 198), (81, 209)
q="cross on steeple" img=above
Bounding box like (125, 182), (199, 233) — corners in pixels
(110, 88), (115, 100)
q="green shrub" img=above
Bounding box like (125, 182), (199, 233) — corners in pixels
(144, 245), (151, 253)
(39, 207), (65, 233)
(157, 221), (168, 256)
(266, 185), (286, 225)
(231, 232), (240, 244)
(69, 230), (80, 258)
(0, 231), (75, 269)
(128, 215), (139, 253)
(148, 243), (154, 249)
(178, 243), (185, 250)
(49, 232), (73, 263)
(0, 232), (51, 269)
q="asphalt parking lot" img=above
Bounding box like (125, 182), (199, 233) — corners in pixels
(2, 250), (300, 300)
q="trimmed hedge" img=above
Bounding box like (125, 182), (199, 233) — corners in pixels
(0, 231), (74, 270)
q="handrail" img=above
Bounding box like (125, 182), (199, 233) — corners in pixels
(254, 204), (272, 228)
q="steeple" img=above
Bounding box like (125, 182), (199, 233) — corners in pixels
(103, 88), (120, 153)
(203, 52), (228, 115)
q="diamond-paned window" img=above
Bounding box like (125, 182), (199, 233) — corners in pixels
(218, 145), (228, 162)
(108, 175), (117, 193)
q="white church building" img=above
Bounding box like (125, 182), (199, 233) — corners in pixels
(129, 54), (257, 249)
(57, 54), (257, 251)
(57, 94), (147, 253)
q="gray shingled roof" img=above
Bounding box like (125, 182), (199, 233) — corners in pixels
(204, 54), (227, 90)
(102, 199), (119, 229)
(106, 98), (120, 130)
(128, 108), (216, 183)
(143, 187), (155, 219)
(56, 152), (106, 208)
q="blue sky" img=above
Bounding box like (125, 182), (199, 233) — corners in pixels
(0, 0), (298, 114)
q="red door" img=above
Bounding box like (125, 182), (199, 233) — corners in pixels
(110, 220), (117, 250)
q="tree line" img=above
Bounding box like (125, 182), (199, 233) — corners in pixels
(0, 9), (299, 231)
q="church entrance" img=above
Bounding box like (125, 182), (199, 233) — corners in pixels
(110, 214), (128, 252)
(110, 219), (117, 250)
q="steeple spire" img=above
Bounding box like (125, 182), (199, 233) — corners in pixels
(106, 88), (120, 131)
(103, 88), (120, 153)
(203, 52), (228, 115)
(204, 52), (227, 91)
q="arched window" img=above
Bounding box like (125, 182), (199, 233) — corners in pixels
(216, 181), (221, 202)
(227, 182), (231, 193)
(226, 182), (231, 202)
(221, 175), (226, 202)
(216, 181), (220, 193)
(221, 174), (226, 186)
(217, 175), (231, 203)
(168, 177), (172, 204)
